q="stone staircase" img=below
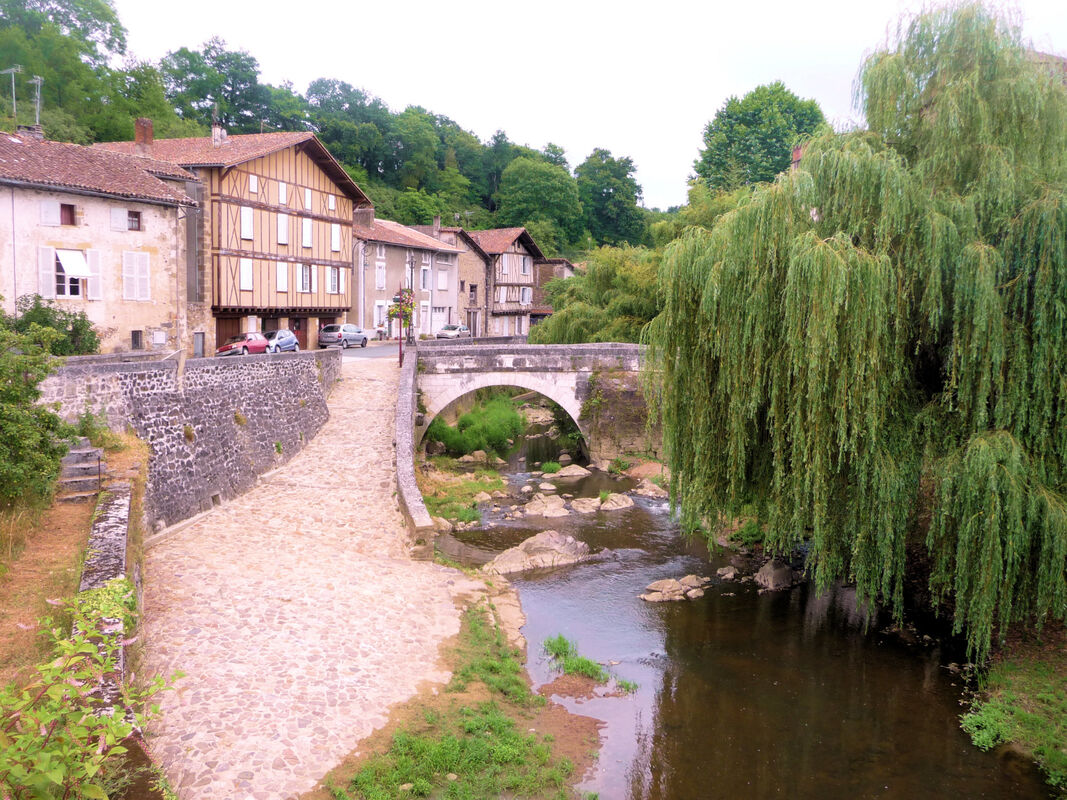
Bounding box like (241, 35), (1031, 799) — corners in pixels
(58, 437), (105, 503)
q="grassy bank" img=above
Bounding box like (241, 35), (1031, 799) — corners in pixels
(425, 394), (524, 457)
(312, 602), (599, 800)
(417, 457), (506, 524)
(962, 632), (1067, 790)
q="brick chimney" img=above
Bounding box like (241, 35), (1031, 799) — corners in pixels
(354, 205), (375, 227)
(134, 117), (153, 154)
(212, 122), (226, 147)
(16, 124), (44, 141)
(432, 215), (441, 236)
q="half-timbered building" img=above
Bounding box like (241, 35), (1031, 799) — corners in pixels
(464, 228), (544, 337)
(98, 121), (372, 349)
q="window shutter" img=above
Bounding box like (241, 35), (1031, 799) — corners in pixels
(304, 188), (312, 210)
(40, 200), (60, 226)
(249, 174), (258, 193)
(137, 252), (151, 300)
(310, 264), (318, 293)
(437, 270), (447, 291)
(331, 223), (340, 252)
(38, 246), (56, 298)
(328, 195), (336, 211)
(277, 213), (289, 244)
(240, 258), (253, 291)
(111, 208), (128, 231)
(339, 267), (345, 294)
(86, 250), (102, 300)
(240, 206), (253, 240)
(501, 254), (508, 274)
(278, 182), (287, 204)
(302, 218), (313, 248)
(122, 251), (137, 300)
(276, 261), (288, 292)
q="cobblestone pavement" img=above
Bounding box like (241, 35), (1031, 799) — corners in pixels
(142, 358), (472, 799)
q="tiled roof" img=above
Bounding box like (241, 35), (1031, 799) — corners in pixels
(0, 133), (195, 205)
(464, 227), (526, 254)
(353, 218), (463, 252)
(96, 130), (371, 206)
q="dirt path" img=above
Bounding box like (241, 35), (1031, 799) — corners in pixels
(142, 358), (475, 800)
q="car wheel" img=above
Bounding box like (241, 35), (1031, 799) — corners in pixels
(241, 346), (248, 355)
(360, 338), (367, 348)
(341, 338), (349, 349)
(294, 343), (299, 351)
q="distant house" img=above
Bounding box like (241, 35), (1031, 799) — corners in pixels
(353, 210), (462, 337)
(462, 228), (544, 337)
(97, 121), (372, 350)
(531, 257), (576, 326)
(0, 125), (200, 354)
(413, 218), (491, 335)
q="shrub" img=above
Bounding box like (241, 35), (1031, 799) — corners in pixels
(10, 294), (99, 355)
(76, 409), (125, 451)
(541, 461), (561, 474)
(425, 396), (523, 457)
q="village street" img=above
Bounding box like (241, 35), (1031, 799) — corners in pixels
(141, 357), (474, 799)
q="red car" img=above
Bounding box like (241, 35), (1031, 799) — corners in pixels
(215, 332), (269, 356)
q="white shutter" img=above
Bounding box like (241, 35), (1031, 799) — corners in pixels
(328, 195), (336, 211)
(500, 254), (508, 274)
(86, 250), (102, 300)
(302, 218), (313, 248)
(278, 182), (287, 204)
(40, 200), (60, 226)
(137, 252), (151, 301)
(437, 270), (447, 290)
(249, 174), (258, 193)
(111, 208), (128, 231)
(331, 223), (340, 252)
(240, 206), (253, 240)
(37, 246), (56, 298)
(277, 213), (289, 244)
(240, 258), (253, 291)
(122, 251), (137, 300)
(376, 263), (386, 290)
(304, 188), (312, 209)
(339, 267), (345, 294)
(310, 264), (318, 293)
(276, 261), (288, 292)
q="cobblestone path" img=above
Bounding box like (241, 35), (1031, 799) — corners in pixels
(142, 358), (469, 799)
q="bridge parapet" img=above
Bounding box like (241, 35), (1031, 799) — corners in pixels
(416, 342), (643, 376)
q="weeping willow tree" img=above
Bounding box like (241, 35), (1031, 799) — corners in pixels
(647, 4), (1067, 660)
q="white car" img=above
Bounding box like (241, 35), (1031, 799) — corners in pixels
(435, 324), (472, 339)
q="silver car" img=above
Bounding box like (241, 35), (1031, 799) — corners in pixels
(435, 324), (472, 339)
(318, 323), (369, 348)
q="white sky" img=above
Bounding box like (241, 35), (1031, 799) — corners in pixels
(111, 0), (1066, 210)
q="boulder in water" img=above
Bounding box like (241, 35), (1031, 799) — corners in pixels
(555, 464), (592, 478)
(571, 497), (601, 514)
(755, 559), (795, 591)
(600, 493), (634, 511)
(483, 530), (591, 575)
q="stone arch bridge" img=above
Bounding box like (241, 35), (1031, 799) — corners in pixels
(413, 342), (653, 462)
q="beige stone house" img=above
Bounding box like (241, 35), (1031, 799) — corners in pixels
(464, 228), (544, 337)
(98, 122), (372, 350)
(353, 211), (462, 338)
(413, 219), (492, 335)
(0, 127), (203, 354)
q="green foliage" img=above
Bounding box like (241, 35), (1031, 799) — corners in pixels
(385, 288), (414, 328)
(0, 323), (74, 508)
(694, 81), (825, 191)
(542, 635), (609, 682)
(608, 458), (631, 475)
(731, 519), (765, 547)
(962, 653), (1067, 788)
(529, 247), (660, 344)
(0, 601), (170, 799)
(598, 490), (610, 504)
(495, 157), (585, 245)
(576, 148), (646, 246)
(9, 295), (99, 355)
(451, 607), (533, 704)
(75, 577), (136, 630)
(75, 409), (123, 451)
(616, 679), (638, 695)
(648, 4), (1067, 660)
(540, 461), (561, 474)
(425, 396), (523, 457)
(650, 183), (751, 247)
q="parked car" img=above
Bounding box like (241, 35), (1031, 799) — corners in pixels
(215, 332), (269, 356)
(264, 328), (299, 353)
(318, 323), (369, 348)
(436, 324), (472, 339)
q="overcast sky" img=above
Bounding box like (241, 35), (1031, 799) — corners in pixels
(111, 0), (1066, 210)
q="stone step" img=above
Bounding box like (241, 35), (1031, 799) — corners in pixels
(58, 475), (102, 493)
(62, 461), (103, 478)
(62, 446), (103, 466)
(58, 490), (99, 504)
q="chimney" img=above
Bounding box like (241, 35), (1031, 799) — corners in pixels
(134, 117), (153, 154)
(212, 122), (225, 147)
(16, 124), (44, 141)
(432, 215), (441, 236)
(354, 205), (375, 228)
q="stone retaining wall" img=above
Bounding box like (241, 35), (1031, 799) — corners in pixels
(395, 354), (435, 556)
(41, 351), (341, 530)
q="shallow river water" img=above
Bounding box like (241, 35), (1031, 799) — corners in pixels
(441, 468), (1050, 800)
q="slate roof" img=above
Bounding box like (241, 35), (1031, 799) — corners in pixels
(0, 132), (196, 205)
(96, 130), (371, 206)
(353, 218), (463, 253)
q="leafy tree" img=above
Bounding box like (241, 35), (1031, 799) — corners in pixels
(693, 81), (824, 191)
(649, 183), (750, 247)
(495, 157), (584, 244)
(0, 0), (126, 65)
(529, 246), (660, 344)
(649, 4), (1067, 660)
(575, 148), (646, 246)
(11, 294), (99, 355)
(542, 142), (568, 169)
(160, 37), (268, 132)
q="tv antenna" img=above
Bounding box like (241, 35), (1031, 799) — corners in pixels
(0, 65), (21, 121)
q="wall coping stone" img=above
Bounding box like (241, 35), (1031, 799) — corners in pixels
(395, 353), (435, 556)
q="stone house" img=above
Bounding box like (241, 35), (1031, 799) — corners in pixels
(352, 210), (462, 338)
(531, 257), (576, 327)
(464, 228), (544, 337)
(97, 121), (372, 350)
(413, 219), (492, 335)
(0, 126), (202, 354)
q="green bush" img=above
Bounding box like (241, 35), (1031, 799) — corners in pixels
(425, 396), (523, 457)
(10, 295), (99, 355)
(541, 461), (561, 474)
(543, 634), (608, 682)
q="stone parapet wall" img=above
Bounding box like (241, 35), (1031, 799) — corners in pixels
(41, 350), (341, 529)
(395, 354), (435, 554)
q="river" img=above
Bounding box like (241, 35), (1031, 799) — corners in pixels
(438, 462), (1050, 799)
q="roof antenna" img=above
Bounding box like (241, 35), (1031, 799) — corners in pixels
(0, 65), (20, 121)
(29, 75), (42, 124)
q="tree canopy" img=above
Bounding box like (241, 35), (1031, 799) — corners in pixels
(576, 148), (646, 246)
(693, 81), (825, 191)
(649, 4), (1067, 659)
(495, 157), (584, 245)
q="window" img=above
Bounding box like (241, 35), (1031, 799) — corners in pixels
(276, 261), (288, 291)
(327, 266), (339, 294)
(421, 251), (431, 265)
(374, 301), (387, 326)
(240, 257), (253, 291)
(302, 218), (313, 248)
(249, 174), (258, 193)
(521, 255), (531, 275)
(421, 267), (430, 291)
(240, 206), (253, 240)
(111, 208), (141, 231)
(131, 330), (143, 350)
(437, 270), (448, 291)
(54, 251), (83, 297)
(375, 262), (386, 290)
(498, 285), (508, 303)
(437, 253), (454, 265)
(277, 213), (289, 245)
(520, 286), (532, 305)
(469, 284), (477, 302)
(122, 251), (151, 301)
(376, 243), (386, 259)
(300, 264), (312, 292)
(328, 195), (336, 211)
(331, 223), (341, 252)
(60, 204), (75, 225)
(304, 188), (312, 210)
(500, 254), (509, 275)
(460, 280), (465, 292)
(128, 211), (142, 231)
(278, 182), (287, 204)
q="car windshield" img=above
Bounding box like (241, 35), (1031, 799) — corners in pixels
(442, 325), (458, 331)
(264, 331), (278, 339)
(225, 335), (246, 344)
(321, 325), (341, 333)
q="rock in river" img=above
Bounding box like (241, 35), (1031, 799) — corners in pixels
(525, 493), (570, 518)
(600, 493), (634, 511)
(570, 497), (602, 514)
(555, 464), (592, 478)
(483, 530), (591, 575)
(634, 479), (668, 499)
(755, 559), (795, 591)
